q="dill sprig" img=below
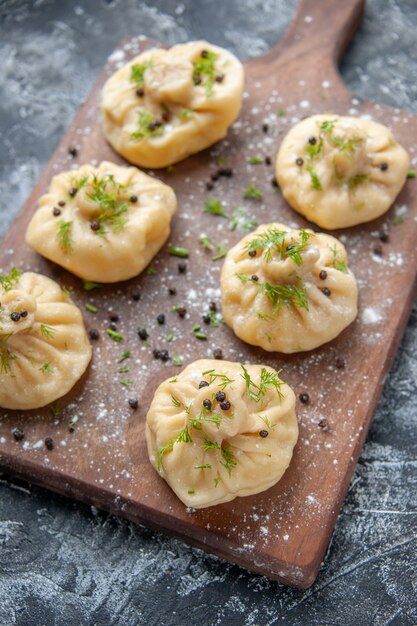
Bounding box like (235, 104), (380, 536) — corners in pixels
(348, 174), (368, 189)
(306, 165), (323, 191)
(86, 175), (129, 235)
(244, 228), (312, 265)
(157, 425), (192, 470)
(330, 245), (349, 273)
(236, 274), (309, 312)
(131, 109), (164, 140)
(39, 362), (54, 375)
(243, 183), (263, 201)
(203, 198), (227, 217)
(331, 135), (363, 152)
(229, 207), (257, 232)
(0, 268), (21, 293)
(130, 61), (152, 87)
(220, 445), (237, 477)
(39, 324), (56, 339)
(240, 365), (284, 404)
(259, 415), (277, 430)
(202, 437), (220, 451)
(56, 220), (74, 253)
(0, 340), (16, 374)
(193, 49), (218, 96)
(202, 369), (235, 390)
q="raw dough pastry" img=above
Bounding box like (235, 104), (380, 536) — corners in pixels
(146, 359), (298, 508)
(0, 269), (91, 410)
(276, 114), (409, 229)
(221, 223), (358, 353)
(101, 41), (244, 168)
(25, 161), (177, 282)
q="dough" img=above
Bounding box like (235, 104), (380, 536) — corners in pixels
(0, 269), (91, 410)
(221, 223), (358, 353)
(101, 41), (244, 168)
(146, 359), (298, 508)
(276, 114), (410, 229)
(25, 161), (177, 282)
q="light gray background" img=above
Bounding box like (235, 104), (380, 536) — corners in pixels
(0, 1), (416, 624)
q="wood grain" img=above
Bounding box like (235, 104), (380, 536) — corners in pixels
(1, 0), (416, 588)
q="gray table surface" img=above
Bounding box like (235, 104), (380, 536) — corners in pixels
(0, 1), (416, 624)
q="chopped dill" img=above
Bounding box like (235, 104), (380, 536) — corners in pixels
(193, 49), (218, 96)
(244, 228), (312, 265)
(39, 324), (55, 339)
(202, 369), (234, 390)
(203, 198), (227, 217)
(243, 183), (263, 201)
(0, 268), (21, 293)
(131, 109), (164, 140)
(240, 365), (284, 403)
(220, 445), (237, 477)
(229, 206), (257, 232)
(236, 274), (309, 311)
(130, 61), (152, 87)
(306, 165), (323, 191)
(56, 220), (74, 253)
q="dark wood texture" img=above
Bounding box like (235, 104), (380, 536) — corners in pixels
(1, 0), (416, 588)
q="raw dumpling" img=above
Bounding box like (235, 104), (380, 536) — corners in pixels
(276, 114), (409, 229)
(0, 269), (91, 410)
(25, 161), (177, 282)
(146, 359), (298, 508)
(101, 41), (244, 168)
(221, 223), (358, 353)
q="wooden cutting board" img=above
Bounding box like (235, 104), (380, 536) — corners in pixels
(1, 0), (416, 589)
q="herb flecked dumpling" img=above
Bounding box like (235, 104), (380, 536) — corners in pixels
(101, 41), (244, 168)
(25, 161), (177, 282)
(221, 223), (358, 353)
(276, 114), (410, 229)
(146, 359), (298, 509)
(0, 269), (91, 410)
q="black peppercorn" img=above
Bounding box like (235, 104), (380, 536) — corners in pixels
(89, 329), (100, 340)
(199, 381), (209, 389)
(10, 312), (21, 322)
(259, 430), (269, 438)
(248, 250), (256, 257)
(68, 146), (78, 158)
(19, 310), (28, 318)
(44, 437), (54, 450)
(130, 195), (138, 203)
(206, 181), (214, 191)
(262, 123), (269, 133)
(215, 73), (225, 83)
(220, 400), (231, 410)
(215, 391), (226, 402)
(203, 399), (212, 410)
(69, 187), (77, 197)
(219, 167), (233, 178)
(202, 314), (211, 325)
(153, 349), (161, 359)
(213, 348), (223, 360)
(322, 287), (331, 297)
(13, 428), (24, 441)
(299, 392), (310, 404)
(211, 172), (219, 182)
(128, 398), (139, 410)
(58, 201), (66, 207)
(209, 301), (217, 312)
(251, 275), (259, 281)
(271, 178), (279, 188)
(178, 262), (187, 274)
(373, 244), (383, 256)
(131, 289), (141, 301)
(379, 230), (389, 243)
(201, 49), (208, 58)
(138, 328), (148, 340)
(109, 313), (119, 322)
(319, 269), (328, 280)
(157, 313), (165, 325)
(308, 136), (317, 145)
(136, 88), (144, 97)
(168, 287), (177, 296)
(379, 162), (389, 171)
(109, 322), (118, 331)
(335, 357), (345, 369)
(159, 350), (169, 362)
(296, 157), (304, 166)
(265, 156), (272, 165)
(177, 307), (187, 318)
(90, 221), (100, 232)
(53, 207), (61, 217)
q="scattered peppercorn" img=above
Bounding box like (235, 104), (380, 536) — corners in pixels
(131, 289), (141, 301)
(379, 162), (389, 171)
(218, 167), (233, 178)
(168, 287), (177, 296)
(202, 314), (211, 325)
(262, 123), (269, 133)
(69, 187), (77, 197)
(209, 302), (217, 312)
(296, 157), (304, 166)
(53, 207), (61, 217)
(259, 430), (269, 438)
(265, 156), (272, 166)
(319, 269), (328, 280)
(215, 73), (225, 83)
(109, 322), (118, 331)
(215, 391), (226, 402)
(128, 398), (139, 410)
(271, 178), (279, 188)
(13, 428), (24, 441)
(318, 418), (329, 430)
(68, 146), (78, 158)
(44, 437), (54, 450)
(153, 349), (161, 359)
(178, 262), (187, 274)
(203, 398), (212, 410)
(160, 349), (169, 362)
(248, 250), (257, 257)
(379, 230), (389, 243)
(138, 328), (148, 340)
(90, 221), (100, 232)
(136, 88), (144, 97)
(206, 181), (214, 191)
(10, 312), (21, 322)
(308, 136), (317, 145)
(58, 201), (66, 207)
(251, 274), (259, 281)
(335, 357), (345, 369)
(89, 329), (100, 340)
(177, 307), (187, 319)
(130, 195), (138, 203)
(220, 400), (231, 410)
(157, 313), (165, 325)
(211, 172), (219, 182)
(199, 380), (209, 389)
(213, 348), (223, 360)
(19, 310), (28, 318)
(373, 244), (383, 256)
(68, 426), (75, 434)
(299, 392), (310, 404)
(201, 49), (208, 58)
(109, 313), (119, 322)
(322, 287), (331, 297)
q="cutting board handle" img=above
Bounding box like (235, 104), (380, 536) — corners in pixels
(257, 0), (365, 89)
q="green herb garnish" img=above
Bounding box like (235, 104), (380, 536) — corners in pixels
(236, 274), (309, 312)
(107, 328), (123, 342)
(243, 183), (263, 201)
(130, 61), (152, 87)
(199, 235), (215, 250)
(82, 280), (100, 291)
(244, 228), (312, 265)
(131, 109), (164, 140)
(85, 304), (98, 314)
(306, 165), (323, 191)
(168, 246), (189, 258)
(56, 220), (73, 253)
(203, 198), (227, 217)
(39, 362), (54, 375)
(39, 324), (55, 339)
(202, 369), (234, 390)
(348, 174), (368, 189)
(220, 445), (237, 477)
(0, 268), (21, 293)
(180, 108), (194, 121)
(240, 365), (284, 404)
(212, 244), (227, 261)
(248, 156), (263, 165)
(229, 207), (257, 232)
(407, 170), (416, 178)
(193, 49), (218, 96)
(172, 355), (183, 366)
